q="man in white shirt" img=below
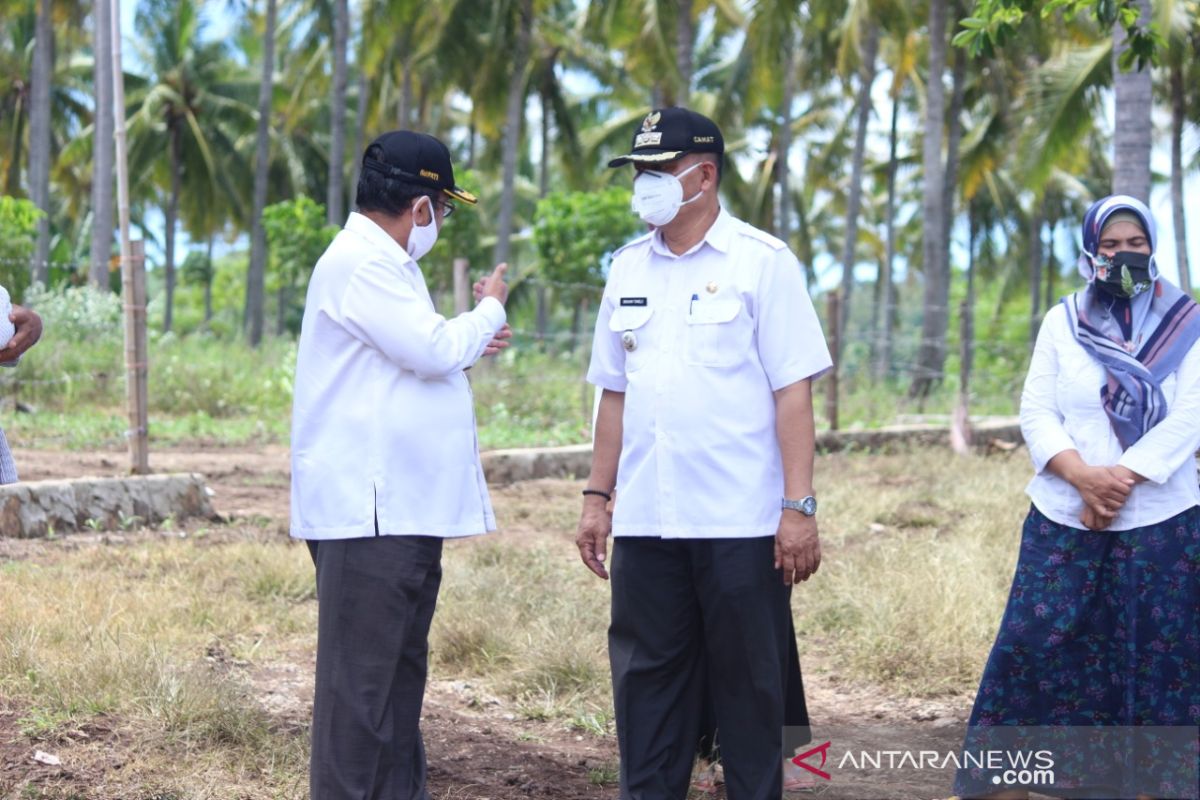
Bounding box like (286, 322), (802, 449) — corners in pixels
(291, 130), (509, 800)
(575, 107), (832, 800)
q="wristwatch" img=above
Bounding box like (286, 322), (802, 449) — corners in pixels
(782, 496), (817, 516)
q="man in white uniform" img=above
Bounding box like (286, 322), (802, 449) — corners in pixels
(291, 130), (509, 800)
(575, 107), (832, 800)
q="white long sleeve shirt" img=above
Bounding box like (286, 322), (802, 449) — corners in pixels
(1021, 301), (1200, 530)
(290, 212), (506, 540)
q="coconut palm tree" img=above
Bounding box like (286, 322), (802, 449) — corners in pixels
(835, 0), (880, 354)
(246, 0), (276, 345)
(90, 0), (113, 290)
(126, 0), (255, 332)
(1111, 0), (1152, 201)
(874, 7), (919, 378)
(1161, 0), (1196, 291)
(326, 0), (348, 225)
(910, 0), (949, 400)
(28, 0), (52, 283)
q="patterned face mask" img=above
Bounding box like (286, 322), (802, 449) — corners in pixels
(1090, 251), (1154, 299)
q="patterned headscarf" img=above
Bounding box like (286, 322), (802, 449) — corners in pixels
(1075, 194), (1158, 282)
(1064, 195), (1200, 449)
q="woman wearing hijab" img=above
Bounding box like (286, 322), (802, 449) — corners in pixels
(953, 195), (1200, 800)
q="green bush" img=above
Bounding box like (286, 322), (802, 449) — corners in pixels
(4, 285), (295, 421)
(0, 195), (44, 304)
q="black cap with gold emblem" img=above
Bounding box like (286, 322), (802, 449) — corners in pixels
(607, 107), (724, 168)
(362, 130), (478, 205)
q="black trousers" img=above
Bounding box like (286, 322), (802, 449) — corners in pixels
(307, 536), (444, 800)
(697, 618), (809, 763)
(609, 536), (795, 800)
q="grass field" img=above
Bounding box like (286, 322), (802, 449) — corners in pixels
(0, 444), (1032, 798)
(1, 286), (1026, 453)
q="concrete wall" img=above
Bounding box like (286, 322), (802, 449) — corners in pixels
(481, 419), (1024, 485)
(0, 474), (215, 539)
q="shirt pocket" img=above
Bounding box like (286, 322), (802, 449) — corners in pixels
(608, 305), (655, 373)
(686, 298), (752, 367)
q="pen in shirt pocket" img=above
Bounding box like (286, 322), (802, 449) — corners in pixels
(689, 293), (698, 316)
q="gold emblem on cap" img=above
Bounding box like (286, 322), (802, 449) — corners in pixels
(705, 282), (718, 294)
(641, 111), (661, 132)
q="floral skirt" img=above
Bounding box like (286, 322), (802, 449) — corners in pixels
(955, 504), (1200, 797)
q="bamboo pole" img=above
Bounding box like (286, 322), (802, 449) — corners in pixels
(111, 0), (149, 473)
(825, 291), (840, 431)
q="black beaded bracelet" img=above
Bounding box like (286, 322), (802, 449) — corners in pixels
(582, 489), (613, 502)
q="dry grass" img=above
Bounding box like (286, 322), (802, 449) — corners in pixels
(0, 446), (1035, 797)
(0, 538), (316, 798)
(803, 447), (1029, 694)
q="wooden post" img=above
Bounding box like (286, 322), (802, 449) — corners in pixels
(453, 258), (470, 315)
(825, 291), (840, 431)
(111, 0), (148, 473)
(125, 240), (149, 473)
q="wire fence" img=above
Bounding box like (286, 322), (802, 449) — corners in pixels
(0, 258), (1039, 433)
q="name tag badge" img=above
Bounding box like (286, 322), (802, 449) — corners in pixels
(620, 297), (648, 307)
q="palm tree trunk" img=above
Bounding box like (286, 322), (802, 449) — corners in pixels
(204, 234), (214, 323)
(537, 82), (550, 344)
(163, 123), (180, 333)
(910, 0), (948, 401)
(675, 0), (694, 105)
(492, 0), (533, 267)
(90, 0), (115, 291)
(1111, 0), (1152, 202)
(348, 67), (367, 213)
(964, 209), (977, 388)
(276, 281), (287, 336)
(5, 97), (26, 197)
(1170, 52), (1191, 292)
(794, 190), (818, 288)
(776, 39), (797, 244)
(1045, 217), (1057, 306)
(875, 83), (901, 381)
(245, 0), (275, 347)
(1029, 203), (1044, 349)
(837, 22), (879, 357)
(327, 0), (349, 225)
(397, 52), (413, 127)
(942, 41), (966, 255)
(29, 0), (53, 286)
(539, 85), (550, 198)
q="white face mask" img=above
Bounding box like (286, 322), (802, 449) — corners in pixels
(630, 162), (705, 227)
(405, 196), (439, 261)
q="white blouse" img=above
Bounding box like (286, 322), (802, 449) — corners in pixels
(1021, 302), (1200, 530)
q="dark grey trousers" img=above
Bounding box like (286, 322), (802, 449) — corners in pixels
(307, 535), (444, 800)
(609, 536), (793, 800)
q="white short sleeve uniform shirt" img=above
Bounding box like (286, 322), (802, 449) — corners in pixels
(587, 208), (832, 539)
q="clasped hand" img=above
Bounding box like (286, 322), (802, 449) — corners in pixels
(1072, 464), (1138, 531)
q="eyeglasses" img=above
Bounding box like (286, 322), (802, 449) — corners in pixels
(438, 200), (456, 218)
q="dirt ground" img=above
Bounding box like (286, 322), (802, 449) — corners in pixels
(1, 446), (978, 800)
